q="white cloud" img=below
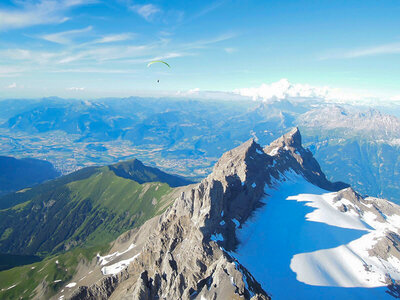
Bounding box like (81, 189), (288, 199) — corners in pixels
(188, 88), (200, 94)
(390, 95), (400, 102)
(181, 33), (237, 50)
(130, 4), (160, 21)
(193, 0), (225, 19)
(0, 0), (95, 30)
(0, 66), (26, 77)
(52, 68), (131, 74)
(67, 87), (85, 91)
(233, 78), (373, 103)
(320, 42), (400, 60)
(92, 33), (134, 44)
(40, 26), (93, 44)
(7, 82), (17, 89)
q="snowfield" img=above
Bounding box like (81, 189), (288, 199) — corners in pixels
(234, 171), (400, 299)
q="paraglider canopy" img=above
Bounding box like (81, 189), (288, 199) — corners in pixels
(147, 60), (171, 68)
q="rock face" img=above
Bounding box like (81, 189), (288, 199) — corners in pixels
(67, 138), (274, 300)
(56, 128), (399, 300)
(264, 127), (348, 191)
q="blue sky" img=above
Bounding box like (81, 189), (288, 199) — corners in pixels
(1, 0), (400, 101)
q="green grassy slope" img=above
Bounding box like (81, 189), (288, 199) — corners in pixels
(0, 244), (109, 300)
(0, 159), (186, 256)
(0, 158), (187, 299)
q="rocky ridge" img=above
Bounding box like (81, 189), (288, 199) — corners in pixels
(54, 128), (399, 300)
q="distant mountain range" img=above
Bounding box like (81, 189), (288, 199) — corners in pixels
(0, 97), (400, 204)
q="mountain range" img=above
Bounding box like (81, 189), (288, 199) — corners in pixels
(1, 97), (400, 204)
(1, 128), (399, 300)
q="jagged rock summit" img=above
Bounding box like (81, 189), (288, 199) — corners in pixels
(53, 128), (400, 300)
(264, 127), (348, 191)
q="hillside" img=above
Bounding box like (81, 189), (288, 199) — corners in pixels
(0, 156), (60, 198)
(0, 158), (190, 257)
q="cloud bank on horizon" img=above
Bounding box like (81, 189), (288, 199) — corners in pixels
(0, 0), (399, 102)
(233, 79), (378, 104)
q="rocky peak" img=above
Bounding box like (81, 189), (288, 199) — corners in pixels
(66, 128), (350, 300)
(211, 138), (272, 184)
(109, 158), (192, 187)
(264, 127), (348, 191)
(267, 127), (302, 151)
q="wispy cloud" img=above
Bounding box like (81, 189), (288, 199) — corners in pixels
(40, 26), (93, 44)
(0, 30), (235, 79)
(130, 3), (160, 21)
(148, 52), (188, 61)
(7, 82), (17, 89)
(0, 65), (27, 77)
(0, 48), (61, 64)
(320, 42), (400, 60)
(52, 68), (132, 74)
(182, 32), (237, 50)
(0, 0), (95, 30)
(92, 33), (134, 44)
(67, 86), (85, 91)
(56, 44), (151, 64)
(191, 0), (226, 20)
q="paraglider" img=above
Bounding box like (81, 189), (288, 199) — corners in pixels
(147, 60), (171, 68)
(147, 60), (170, 83)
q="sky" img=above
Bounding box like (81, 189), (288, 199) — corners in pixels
(0, 0), (400, 102)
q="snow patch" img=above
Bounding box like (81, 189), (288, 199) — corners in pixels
(6, 284), (17, 290)
(101, 253), (141, 276)
(97, 243), (136, 266)
(256, 148), (264, 155)
(267, 147), (279, 156)
(252, 182), (257, 188)
(65, 282), (76, 288)
(220, 220), (225, 226)
(232, 218), (240, 228)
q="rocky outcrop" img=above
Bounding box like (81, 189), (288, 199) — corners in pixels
(264, 127), (348, 191)
(62, 128), (353, 300)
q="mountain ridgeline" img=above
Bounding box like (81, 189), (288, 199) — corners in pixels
(31, 127), (396, 300)
(0, 159), (191, 257)
(1, 128), (400, 300)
